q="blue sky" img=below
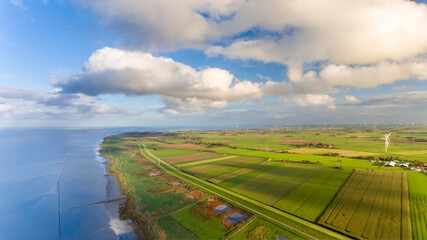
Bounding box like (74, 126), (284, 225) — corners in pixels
(1, 0), (427, 128)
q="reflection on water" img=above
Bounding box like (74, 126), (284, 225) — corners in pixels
(0, 128), (146, 240)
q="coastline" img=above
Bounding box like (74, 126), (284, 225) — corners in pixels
(101, 136), (154, 240)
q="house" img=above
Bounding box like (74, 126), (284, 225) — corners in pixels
(384, 161), (396, 167)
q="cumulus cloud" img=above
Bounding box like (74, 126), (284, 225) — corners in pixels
(209, 0), (427, 65)
(72, 0), (245, 50)
(0, 87), (134, 119)
(161, 97), (228, 115)
(72, 0), (427, 92)
(286, 94), (336, 109)
(56, 47), (263, 114)
(75, 0), (427, 64)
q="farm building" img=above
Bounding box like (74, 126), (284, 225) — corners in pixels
(384, 161), (396, 167)
(398, 162), (410, 167)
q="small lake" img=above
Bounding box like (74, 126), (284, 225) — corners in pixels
(0, 128), (153, 240)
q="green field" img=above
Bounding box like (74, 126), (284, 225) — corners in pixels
(216, 162), (281, 189)
(408, 173), (427, 240)
(318, 169), (412, 239)
(150, 148), (201, 158)
(102, 126), (427, 239)
(274, 167), (353, 222)
(171, 204), (231, 239)
(183, 156), (262, 179)
(231, 164), (321, 205)
(230, 217), (304, 240)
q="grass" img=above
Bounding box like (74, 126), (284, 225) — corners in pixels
(408, 172), (427, 240)
(318, 169), (412, 239)
(140, 144), (348, 240)
(102, 138), (209, 239)
(176, 155), (238, 169)
(230, 217), (304, 240)
(150, 148), (201, 158)
(171, 204), (231, 239)
(216, 162), (281, 189)
(208, 162), (272, 184)
(157, 215), (199, 240)
(231, 164), (321, 205)
(274, 168), (353, 222)
(184, 156), (263, 179)
(103, 127), (427, 239)
(206, 147), (397, 169)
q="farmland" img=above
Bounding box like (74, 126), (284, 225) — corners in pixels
(274, 168), (353, 222)
(102, 126), (427, 239)
(318, 170), (411, 239)
(408, 173), (427, 240)
(230, 164), (321, 205)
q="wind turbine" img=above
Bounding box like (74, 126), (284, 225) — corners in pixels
(381, 132), (392, 152)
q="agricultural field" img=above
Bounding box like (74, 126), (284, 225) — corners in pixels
(408, 173), (427, 240)
(274, 168), (353, 222)
(231, 164), (321, 205)
(102, 126), (427, 239)
(230, 217), (304, 240)
(163, 152), (221, 164)
(318, 169), (412, 240)
(182, 156), (262, 179)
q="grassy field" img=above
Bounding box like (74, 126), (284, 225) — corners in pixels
(274, 168), (353, 222)
(231, 164), (321, 205)
(408, 173), (427, 240)
(216, 162), (281, 189)
(287, 148), (380, 157)
(102, 126), (427, 239)
(171, 204), (231, 239)
(206, 147), (398, 169)
(150, 148), (201, 158)
(208, 161), (270, 184)
(176, 155), (237, 169)
(230, 217), (304, 240)
(318, 169), (412, 239)
(140, 144), (347, 240)
(183, 156), (262, 179)
(102, 136), (209, 239)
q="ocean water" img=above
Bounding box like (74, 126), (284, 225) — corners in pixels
(0, 128), (152, 240)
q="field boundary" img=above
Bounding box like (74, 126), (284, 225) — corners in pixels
(139, 144), (349, 240)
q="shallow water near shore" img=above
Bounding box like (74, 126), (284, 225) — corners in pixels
(0, 128), (151, 240)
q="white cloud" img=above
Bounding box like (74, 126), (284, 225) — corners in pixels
(57, 47), (262, 113)
(287, 94), (336, 109)
(72, 0), (427, 94)
(210, 0), (427, 65)
(161, 97), (228, 115)
(0, 87), (134, 119)
(75, 0), (427, 64)
(72, 0), (245, 50)
(319, 59), (427, 88)
(345, 95), (361, 104)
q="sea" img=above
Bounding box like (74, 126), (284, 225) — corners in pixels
(0, 127), (176, 240)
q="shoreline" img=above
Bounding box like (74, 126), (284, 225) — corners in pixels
(101, 136), (154, 240)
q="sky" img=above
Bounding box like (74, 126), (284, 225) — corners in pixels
(1, 0), (427, 128)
